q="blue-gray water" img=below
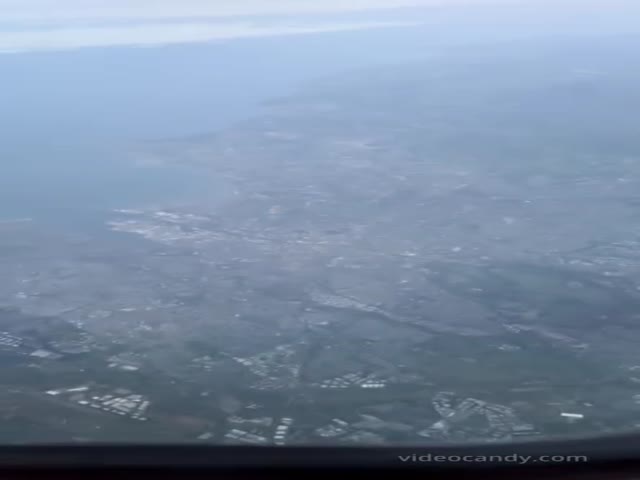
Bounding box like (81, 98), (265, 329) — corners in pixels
(0, 26), (437, 223)
(4, 0), (640, 224)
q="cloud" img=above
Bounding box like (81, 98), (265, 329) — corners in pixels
(0, 1), (492, 23)
(0, 0), (624, 25)
(0, 0), (438, 53)
(0, 20), (421, 53)
(0, 0), (623, 53)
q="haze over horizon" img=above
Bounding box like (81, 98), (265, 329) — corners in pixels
(1, 0), (638, 52)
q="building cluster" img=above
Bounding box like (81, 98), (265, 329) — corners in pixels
(45, 385), (150, 421)
(431, 391), (455, 417)
(560, 412), (584, 421)
(219, 415), (295, 445)
(273, 417), (293, 446)
(191, 355), (217, 372)
(484, 404), (521, 438)
(561, 240), (640, 273)
(228, 415), (273, 427)
(83, 393), (150, 420)
(342, 430), (386, 444)
(224, 429), (269, 445)
(0, 331), (23, 349)
(50, 332), (94, 354)
(504, 323), (588, 350)
(107, 363), (140, 372)
(108, 209), (217, 247)
(107, 352), (144, 372)
(315, 418), (350, 438)
(108, 219), (211, 246)
(510, 424), (540, 438)
(314, 372), (386, 389)
(353, 414), (413, 433)
(231, 344), (301, 389)
(419, 392), (531, 441)
(30, 348), (62, 359)
(497, 344), (521, 351)
(151, 211), (210, 224)
(251, 377), (292, 391)
(0, 331), (62, 359)
(308, 290), (387, 317)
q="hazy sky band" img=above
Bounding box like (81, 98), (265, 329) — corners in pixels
(0, 0), (634, 53)
(0, 1), (523, 23)
(0, 21), (423, 53)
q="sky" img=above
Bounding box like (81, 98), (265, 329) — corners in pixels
(0, 1), (516, 22)
(0, 0), (635, 53)
(0, 0), (579, 53)
(0, 0), (430, 52)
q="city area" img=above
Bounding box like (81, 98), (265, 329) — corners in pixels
(2, 39), (640, 444)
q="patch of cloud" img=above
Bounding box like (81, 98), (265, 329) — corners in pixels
(0, 20), (423, 54)
(0, 0), (452, 53)
(0, 0), (624, 27)
(0, 1), (497, 24)
(0, 0), (623, 53)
